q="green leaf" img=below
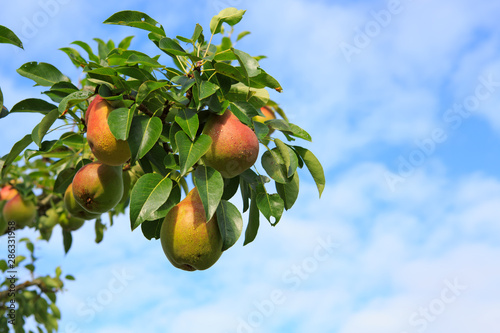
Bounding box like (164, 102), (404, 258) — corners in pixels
(232, 48), (260, 78)
(128, 115), (163, 162)
(108, 106), (135, 140)
(136, 80), (170, 104)
(95, 219), (105, 243)
(17, 62), (70, 87)
(58, 90), (93, 115)
(216, 200), (243, 251)
(116, 66), (155, 81)
(214, 62), (246, 82)
(210, 8), (246, 34)
(65, 274), (75, 280)
(140, 219), (163, 240)
(93, 38), (110, 59)
(125, 53), (162, 67)
(53, 168), (77, 194)
(62, 229), (72, 254)
(256, 186), (284, 226)
(0, 25), (23, 48)
(236, 31), (251, 41)
(193, 165), (223, 221)
(146, 182), (181, 221)
(227, 82), (269, 108)
(50, 303), (61, 319)
(222, 176), (240, 200)
(192, 23), (203, 42)
(275, 139), (299, 178)
(175, 132), (212, 176)
(276, 171), (300, 210)
(254, 121), (270, 140)
(159, 37), (188, 56)
(261, 148), (289, 184)
(59, 47), (87, 68)
(0, 106), (7, 119)
(243, 190), (259, 245)
(0, 87), (3, 112)
(175, 108), (199, 141)
(199, 81), (220, 100)
(10, 98), (57, 115)
(104, 11), (165, 36)
(130, 173), (172, 230)
(250, 70), (283, 92)
(293, 146), (325, 197)
(118, 36), (135, 49)
(1, 134), (32, 177)
(72, 40), (99, 63)
(32, 109), (59, 148)
(287, 123), (312, 141)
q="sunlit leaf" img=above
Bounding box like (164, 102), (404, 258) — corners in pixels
(194, 165), (223, 221)
(104, 11), (165, 36)
(17, 62), (70, 87)
(0, 25), (23, 48)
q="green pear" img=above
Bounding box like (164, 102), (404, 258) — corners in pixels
(59, 213), (85, 231)
(72, 162), (124, 214)
(86, 95), (131, 166)
(64, 183), (101, 220)
(2, 194), (37, 228)
(160, 187), (223, 271)
(202, 109), (259, 178)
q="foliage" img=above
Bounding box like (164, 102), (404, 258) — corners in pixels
(0, 7), (325, 331)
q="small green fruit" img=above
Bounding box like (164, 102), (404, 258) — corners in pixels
(59, 214), (85, 231)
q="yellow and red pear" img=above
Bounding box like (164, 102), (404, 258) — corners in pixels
(86, 95), (131, 166)
(63, 183), (101, 220)
(160, 187), (223, 271)
(202, 110), (259, 178)
(72, 162), (124, 214)
(253, 106), (276, 135)
(0, 185), (18, 201)
(2, 194), (37, 228)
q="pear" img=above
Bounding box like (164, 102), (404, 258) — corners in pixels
(0, 202), (7, 235)
(59, 214), (85, 231)
(160, 187), (223, 271)
(64, 183), (101, 220)
(202, 110), (259, 178)
(2, 194), (37, 228)
(86, 95), (131, 166)
(72, 162), (124, 214)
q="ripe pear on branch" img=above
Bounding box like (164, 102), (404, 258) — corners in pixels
(160, 187), (223, 271)
(86, 95), (131, 166)
(202, 109), (259, 178)
(72, 162), (124, 214)
(64, 183), (101, 220)
(2, 194), (37, 228)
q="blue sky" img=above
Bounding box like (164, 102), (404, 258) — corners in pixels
(1, 0), (500, 332)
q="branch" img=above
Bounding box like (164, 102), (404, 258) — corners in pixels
(0, 278), (59, 303)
